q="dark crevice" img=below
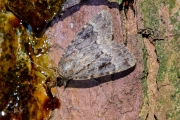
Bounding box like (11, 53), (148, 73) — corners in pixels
(154, 114), (158, 120)
(145, 113), (149, 120)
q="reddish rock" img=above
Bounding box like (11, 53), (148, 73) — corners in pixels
(45, 0), (143, 119)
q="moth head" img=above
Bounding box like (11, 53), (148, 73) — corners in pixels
(56, 77), (71, 88)
(56, 77), (64, 87)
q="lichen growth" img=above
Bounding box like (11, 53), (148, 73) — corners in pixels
(139, 0), (180, 119)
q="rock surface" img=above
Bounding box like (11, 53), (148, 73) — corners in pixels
(45, 0), (144, 119)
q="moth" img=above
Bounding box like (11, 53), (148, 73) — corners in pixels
(56, 10), (136, 87)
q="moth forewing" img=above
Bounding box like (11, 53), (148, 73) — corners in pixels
(58, 10), (136, 83)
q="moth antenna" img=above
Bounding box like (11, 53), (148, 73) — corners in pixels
(48, 67), (65, 98)
(28, 59), (51, 73)
(29, 60), (62, 99)
(29, 60), (65, 119)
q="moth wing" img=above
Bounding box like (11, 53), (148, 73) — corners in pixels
(58, 10), (136, 80)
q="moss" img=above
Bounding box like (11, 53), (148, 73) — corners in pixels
(170, 17), (178, 25)
(177, 71), (180, 78)
(140, 0), (160, 31)
(156, 35), (180, 119)
(138, 35), (149, 119)
(166, 0), (176, 13)
(141, 45), (148, 96)
(156, 42), (168, 82)
(139, 0), (180, 119)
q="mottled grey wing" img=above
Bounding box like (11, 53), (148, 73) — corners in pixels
(61, 0), (82, 12)
(58, 10), (136, 80)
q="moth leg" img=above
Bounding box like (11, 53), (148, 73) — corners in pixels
(93, 78), (99, 82)
(59, 79), (71, 96)
(49, 67), (59, 77)
(44, 77), (55, 98)
(64, 79), (71, 88)
(57, 77), (71, 88)
(49, 67), (65, 86)
(93, 78), (101, 85)
(56, 77), (71, 88)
